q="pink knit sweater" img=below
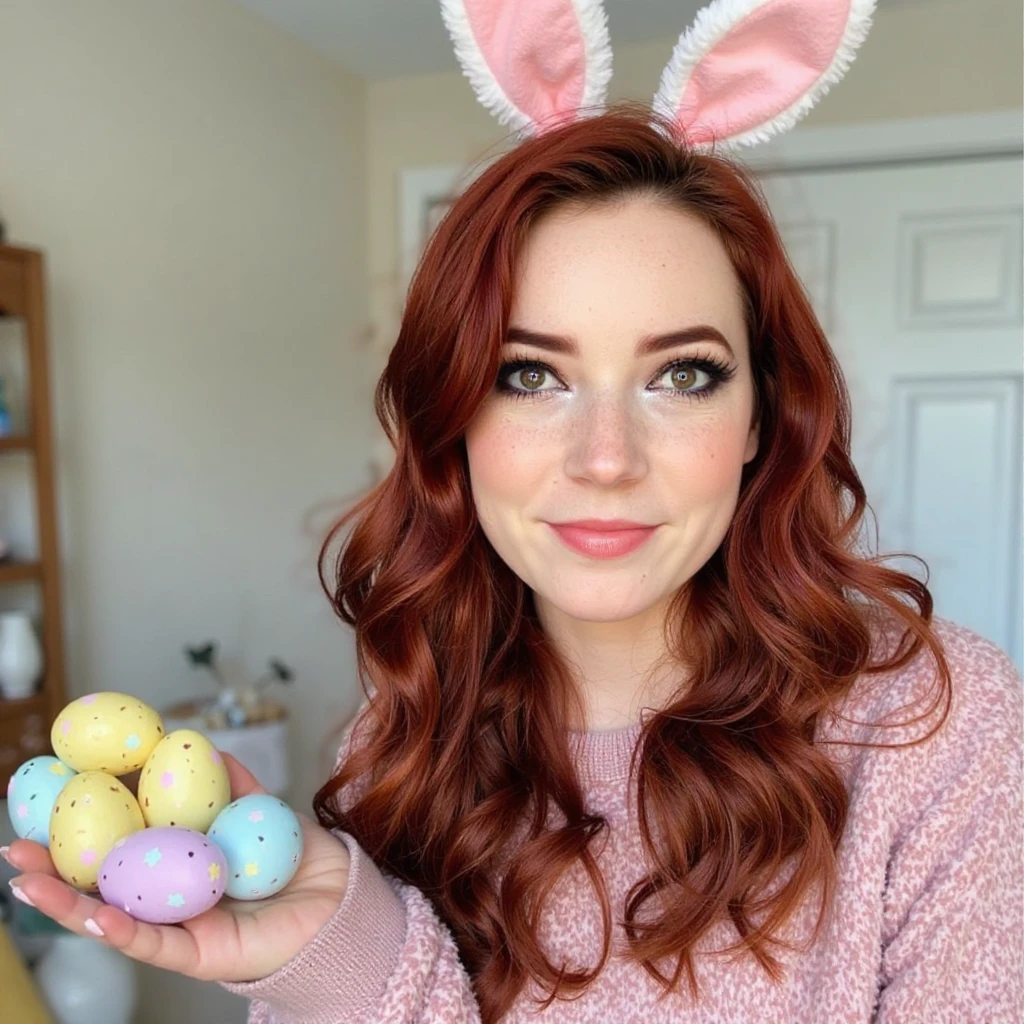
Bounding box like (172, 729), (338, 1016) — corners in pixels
(222, 618), (1024, 1022)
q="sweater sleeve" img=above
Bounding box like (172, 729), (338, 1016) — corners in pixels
(873, 633), (1024, 1022)
(219, 694), (483, 1024)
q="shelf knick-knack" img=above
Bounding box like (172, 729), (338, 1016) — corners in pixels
(0, 377), (11, 437)
(0, 612), (43, 699)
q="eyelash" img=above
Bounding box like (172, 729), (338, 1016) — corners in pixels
(495, 353), (737, 403)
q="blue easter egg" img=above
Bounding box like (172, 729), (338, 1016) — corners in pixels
(6, 755), (77, 846)
(207, 793), (303, 900)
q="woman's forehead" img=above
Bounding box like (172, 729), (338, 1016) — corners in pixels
(510, 201), (748, 351)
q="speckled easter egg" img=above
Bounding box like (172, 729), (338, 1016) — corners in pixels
(207, 794), (303, 900)
(6, 755), (77, 847)
(137, 729), (230, 832)
(49, 771), (145, 890)
(51, 692), (165, 775)
(98, 826), (228, 924)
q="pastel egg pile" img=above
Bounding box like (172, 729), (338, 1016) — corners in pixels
(6, 691), (303, 924)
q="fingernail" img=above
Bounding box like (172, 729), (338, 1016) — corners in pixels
(84, 918), (104, 938)
(9, 882), (34, 907)
(0, 846), (10, 864)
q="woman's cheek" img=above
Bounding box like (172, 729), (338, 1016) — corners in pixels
(469, 416), (553, 495)
(656, 419), (741, 488)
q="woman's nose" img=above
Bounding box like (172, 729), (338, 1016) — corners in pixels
(562, 396), (649, 487)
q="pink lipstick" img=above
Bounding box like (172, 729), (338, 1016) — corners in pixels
(547, 520), (659, 559)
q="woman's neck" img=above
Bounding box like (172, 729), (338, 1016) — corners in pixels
(534, 591), (690, 731)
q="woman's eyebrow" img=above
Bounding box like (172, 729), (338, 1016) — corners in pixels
(504, 325), (734, 359)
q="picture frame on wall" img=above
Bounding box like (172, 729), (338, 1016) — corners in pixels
(397, 158), (496, 296)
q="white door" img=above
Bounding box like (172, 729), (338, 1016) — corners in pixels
(757, 155), (1023, 672)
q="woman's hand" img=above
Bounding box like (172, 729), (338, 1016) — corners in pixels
(3, 753), (350, 983)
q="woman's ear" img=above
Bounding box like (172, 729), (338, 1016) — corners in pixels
(745, 390), (761, 463)
(744, 417), (760, 464)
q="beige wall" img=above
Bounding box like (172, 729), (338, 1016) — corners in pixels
(0, 1), (367, 1020)
(366, 0), (1023, 366)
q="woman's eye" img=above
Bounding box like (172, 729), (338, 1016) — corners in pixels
(508, 365), (553, 392)
(656, 363), (711, 394)
(495, 358), (561, 393)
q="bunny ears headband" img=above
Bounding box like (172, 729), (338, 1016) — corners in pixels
(439, 0), (877, 151)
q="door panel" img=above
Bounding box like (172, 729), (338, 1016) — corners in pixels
(759, 156), (1023, 671)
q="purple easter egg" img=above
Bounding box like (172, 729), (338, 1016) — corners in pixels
(98, 826), (228, 924)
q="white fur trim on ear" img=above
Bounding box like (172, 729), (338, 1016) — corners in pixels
(650, 0), (877, 152)
(572, 0), (614, 116)
(440, 0), (613, 137)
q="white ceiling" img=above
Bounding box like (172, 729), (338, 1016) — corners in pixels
(226, 0), (938, 80)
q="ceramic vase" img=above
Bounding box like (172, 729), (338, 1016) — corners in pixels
(0, 612), (42, 699)
(34, 931), (138, 1024)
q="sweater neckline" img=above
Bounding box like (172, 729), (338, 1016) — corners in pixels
(567, 717), (646, 784)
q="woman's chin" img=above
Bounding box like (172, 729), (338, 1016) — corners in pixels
(535, 589), (660, 625)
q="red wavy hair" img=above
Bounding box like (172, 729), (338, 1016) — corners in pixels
(313, 101), (951, 1022)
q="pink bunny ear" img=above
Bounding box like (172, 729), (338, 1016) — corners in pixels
(651, 0), (876, 151)
(440, 0), (612, 138)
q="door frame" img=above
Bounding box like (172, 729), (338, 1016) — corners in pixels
(741, 109), (1023, 173)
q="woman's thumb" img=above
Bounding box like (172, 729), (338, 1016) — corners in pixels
(219, 751), (269, 798)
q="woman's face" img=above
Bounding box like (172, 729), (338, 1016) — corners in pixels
(464, 196), (759, 628)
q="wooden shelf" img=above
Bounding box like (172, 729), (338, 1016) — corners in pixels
(0, 691), (46, 722)
(0, 245), (65, 792)
(0, 560), (41, 584)
(0, 244), (36, 318)
(0, 434), (34, 453)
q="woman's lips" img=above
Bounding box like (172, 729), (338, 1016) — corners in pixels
(548, 523), (658, 559)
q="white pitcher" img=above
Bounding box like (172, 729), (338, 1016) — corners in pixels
(0, 612), (43, 699)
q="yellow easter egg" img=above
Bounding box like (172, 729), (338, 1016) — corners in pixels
(138, 729), (231, 832)
(49, 771), (145, 891)
(51, 692), (165, 775)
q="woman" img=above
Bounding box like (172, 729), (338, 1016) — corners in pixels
(5, 1), (1023, 1021)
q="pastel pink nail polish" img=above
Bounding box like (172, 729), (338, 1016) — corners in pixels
(84, 918), (105, 938)
(0, 846), (10, 863)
